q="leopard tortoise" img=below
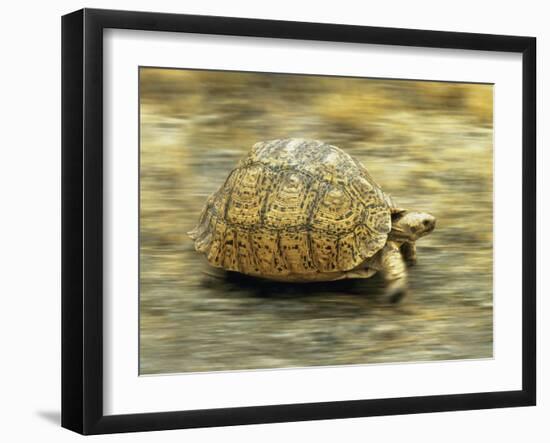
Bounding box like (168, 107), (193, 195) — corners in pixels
(189, 139), (436, 302)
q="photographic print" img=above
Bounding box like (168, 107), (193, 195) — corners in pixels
(62, 10), (536, 433)
(139, 67), (493, 375)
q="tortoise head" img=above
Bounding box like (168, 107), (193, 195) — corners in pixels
(389, 209), (436, 242)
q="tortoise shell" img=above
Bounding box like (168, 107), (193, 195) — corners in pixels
(189, 139), (392, 279)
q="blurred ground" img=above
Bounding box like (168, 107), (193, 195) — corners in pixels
(139, 68), (493, 375)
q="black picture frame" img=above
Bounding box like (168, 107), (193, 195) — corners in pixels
(61, 8), (536, 435)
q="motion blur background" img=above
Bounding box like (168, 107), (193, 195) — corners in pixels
(139, 67), (493, 375)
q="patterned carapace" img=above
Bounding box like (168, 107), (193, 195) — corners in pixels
(189, 139), (393, 281)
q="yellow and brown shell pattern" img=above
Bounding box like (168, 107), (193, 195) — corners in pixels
(189, 139), (392, 281)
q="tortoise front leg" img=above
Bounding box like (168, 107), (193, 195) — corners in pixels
(378, 242), (408, 303)
(401, 241), (417, 266)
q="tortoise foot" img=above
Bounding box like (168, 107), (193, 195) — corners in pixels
(405, 257), (417, 267)
(382, 285), (408, 304)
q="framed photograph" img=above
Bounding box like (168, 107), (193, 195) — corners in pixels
(61, 8), (536, 435)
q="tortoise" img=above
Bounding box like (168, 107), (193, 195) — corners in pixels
(189, 139), (435, 302)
